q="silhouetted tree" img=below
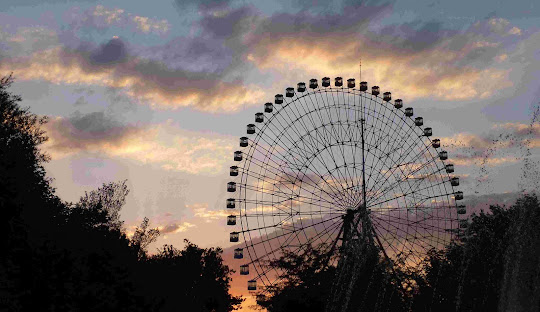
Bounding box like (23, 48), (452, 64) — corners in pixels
(130, 216), (160, 260)
(0, 74), (243, 312)
(138, 241), (244, 312)
(77, 179), (130, 230)
(499, 194), (540, 312)
(257, 243), (408, 312)
(410, 195), (539, 312)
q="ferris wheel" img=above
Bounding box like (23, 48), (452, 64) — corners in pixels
(225, 77), (466, 296)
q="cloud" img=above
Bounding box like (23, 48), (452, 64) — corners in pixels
(65, 5), (170, 36)
(89, 38), (128, 65)
(190, 203), (231, 222)
(486, 18), (522, 36)
(43, 116), (237, 175)
(433, 122), (539, 171)
(44, 111), (144, 152)
(0, 3), (530, 113)
(131, 15), (169, 34)
(439, 123), (540, 151)
(243, 14), (515, 101)
(0, 43), (265, 112)
(158, 222), (196, 234)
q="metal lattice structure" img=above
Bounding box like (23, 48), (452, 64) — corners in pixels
(225, 77), (465, 298)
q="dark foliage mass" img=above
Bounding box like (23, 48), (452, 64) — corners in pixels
(0, 75), (243, 312)
(258, 194), (540, 312)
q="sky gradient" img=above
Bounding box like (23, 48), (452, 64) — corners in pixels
(1, 0), (539, 310)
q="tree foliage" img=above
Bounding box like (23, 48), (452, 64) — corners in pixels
(0, 75), (242, 312)
(257, 194), (540, 312)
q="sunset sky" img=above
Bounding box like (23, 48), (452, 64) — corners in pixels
(1, 0), (539, 309)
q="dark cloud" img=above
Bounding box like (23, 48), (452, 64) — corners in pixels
(174, 0), (230, 12)
(139, 36), (234, 73)
(377, 20), (453, 52)
(159, 222), (193, 234)
(44, 111), (143, 153)
(90, 38), (128, 65)
(198, 6), (256, 39)
(68, 111), (127, 138)
(0, 0), (97, 11)
(73, 96), (88, 106)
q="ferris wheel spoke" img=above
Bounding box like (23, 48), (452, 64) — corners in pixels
(243, 214), (344, 266)
(253, 121), (352, 209)
(320, 92), (356, 197)
(363, 98), (388, 183)
(367, 185), (457, 209)
(247, 220), (344, 290)
(250, 144), (350, 211)
(367, 146), (441, 205)
(246, 219), (344, 285)
(242, 211), (344, 218)
(327, 91), (357, 201)
(308, 93), (350, 205)
(238, 159), (341, 210)
(363, 110), (408, 200)
(364, 116), (417, 202)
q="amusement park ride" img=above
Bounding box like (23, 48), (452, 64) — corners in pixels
(225, 74), (466, 311)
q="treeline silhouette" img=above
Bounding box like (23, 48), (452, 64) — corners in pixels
(0, 75), (243, 311)
(257, 194), (540, 311)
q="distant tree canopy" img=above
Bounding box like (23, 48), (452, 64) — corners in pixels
(0, 74), (243, 312)
(257, 194), (540, 312)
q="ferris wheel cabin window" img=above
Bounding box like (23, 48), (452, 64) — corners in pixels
(247, 124), (255, 134)
(255, 112), (264, 123)
(275, 94), (283, 104)
(309, 78), (318, 89)
(297, 82), (306, 92)
(445, 164), (454, 173)
(234, 248), (243, 259)
(383, 92), (391, 101)
(439, 150), (448, 160)
(234, 151), (242, 161)
(432, 139), (441, 148)
(226, 198), (235, 208)
(264, 102), (273, 113)
(286, 87), (295, 97)
(394, 98), (403, 109)
(227, 215), (237, 225)
(240, 264), (249, 275)
(240, 137), (248, 147)
(248, 280), (257, 290)
(415, 117), (424, 126)
(230, 232), (239, 242)
(227, 182), (236, 192)
(405, 107), (414, 116)
(335, 77), (343, 87)
(322, 77), (330, 87)
(424, 127), (432, 136)
(230, 166), (239, 176)
(360, 81), (368, 91)
(347, 78), (355, 88)
(372, 86), (380, 96)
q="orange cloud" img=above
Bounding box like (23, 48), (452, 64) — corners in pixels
(246, 32), (511, 102)
(190, 203), (232, 222)
(439, 123), (540, 150)
(0, 47), (265, 112)
(43, 117), (237, 175)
